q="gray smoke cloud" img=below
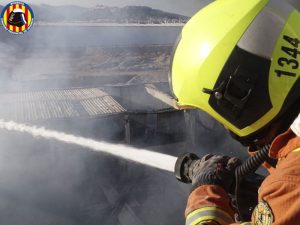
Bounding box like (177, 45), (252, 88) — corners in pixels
(4, 0), (294, 223)
(0, 4), (191, 225)
(0, 127), (190, 225)
(287, 0), (300, 10)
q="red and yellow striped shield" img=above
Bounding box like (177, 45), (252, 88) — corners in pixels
(1, 1), (34, 34)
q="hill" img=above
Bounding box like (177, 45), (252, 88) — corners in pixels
(30, 4), (189, 24)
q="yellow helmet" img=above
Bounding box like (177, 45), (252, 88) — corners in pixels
(170, 0), (300, 142)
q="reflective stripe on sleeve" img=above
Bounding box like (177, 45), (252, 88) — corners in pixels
(186, 207), (234, 225)
(240, 222), (252, 225)
(292, 147), (300, 152)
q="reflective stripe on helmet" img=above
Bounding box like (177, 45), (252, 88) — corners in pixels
(186, 207), (234, 225)
(238, 0), (293, 59)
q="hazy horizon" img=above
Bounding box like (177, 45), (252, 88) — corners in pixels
(0, 0), (213, 16)
(1, 0), (299, 17)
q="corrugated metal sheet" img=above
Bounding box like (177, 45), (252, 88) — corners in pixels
(81, 96), (125, 116)
(12, 101), (80, 122)
(0, 88), (125, 122)
(0, 84), (174, 122)
(0, 88), (108, 102)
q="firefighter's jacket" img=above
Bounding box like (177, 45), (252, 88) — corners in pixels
(185, 114), (300, 225)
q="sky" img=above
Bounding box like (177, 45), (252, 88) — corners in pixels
(1, 0), (213, 16)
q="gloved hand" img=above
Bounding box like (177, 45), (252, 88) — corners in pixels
(189, 154), (242, 193)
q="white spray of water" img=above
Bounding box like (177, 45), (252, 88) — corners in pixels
(0, 120), (177, 172)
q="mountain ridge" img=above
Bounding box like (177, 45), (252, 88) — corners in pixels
(0, 4), (189, 24)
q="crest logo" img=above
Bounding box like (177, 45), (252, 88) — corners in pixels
(253, 200), (274, 225)
(1, 1), (34, 34)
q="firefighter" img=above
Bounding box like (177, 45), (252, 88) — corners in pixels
(169, 0), (300, 224)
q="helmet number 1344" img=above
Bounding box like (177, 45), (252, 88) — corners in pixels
(275, 35), (300, 77)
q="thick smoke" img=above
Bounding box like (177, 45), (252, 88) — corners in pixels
(1, 0), (288, 224)
(0, 128), (189, 225)
(287, 0), (300, 10)
(0, 4), (190, 225)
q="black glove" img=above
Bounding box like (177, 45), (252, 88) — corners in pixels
(189, 154), (241, 193)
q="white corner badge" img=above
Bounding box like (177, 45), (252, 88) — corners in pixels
(291, 113), (300, 137)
